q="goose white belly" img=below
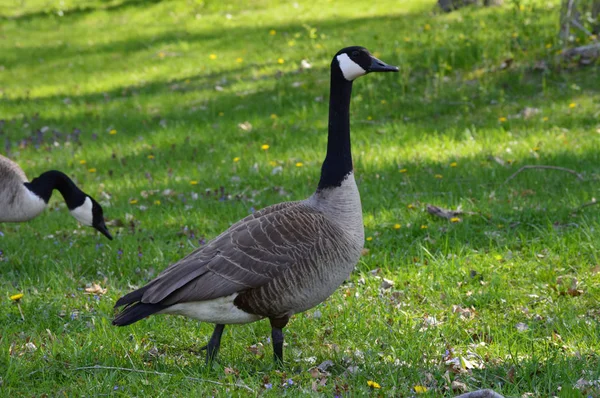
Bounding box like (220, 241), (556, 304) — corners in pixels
(160, 294), (264, 324)
(0, 187), (47, 222)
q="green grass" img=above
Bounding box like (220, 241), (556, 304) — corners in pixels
(1, 0), (599, 395)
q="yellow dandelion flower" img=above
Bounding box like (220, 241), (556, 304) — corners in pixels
(394, 224), (401, 229)
(295, 162), (303, 167)
(129, 199), (138, 204)
(424, 24), (431, 31)
(277, 58), (284, 64)
(450, 217), (461, 223)
(209, 54), (217, 60)
(414, 385), (428, 393)
(420, 225), (428, 229)
(542, 117), (549, 121)
(190, 180), (198, 185)
(218, 111), (224, 117)
(532, 147), (540, 151)
(109, 129), (117, 135)
(79, 160), (86, 165)
(366, 237), (373, 241)
(434, 174), (443, 179)
(154, 200), (161, 205)
(270, 114), (278, 119)
(315, 43), (322, 49)
(147, 155), (155, 159)
(236, 57), (243, 63)
(88, 168), (96, 173)
(569, 103), (576, 108)
(269, 160), (277, 167)
(269, 29), (276, 35)
(367, 380), (381, 389)
(399, 168), (407, 173)
(10, 293), (24, 301)
(261, 144), (270, 150)
(287, 40), (295, 47)
(450, 162), (457, 167)
(407, 204), (415, 209)
(498, 117), (507, 122)
(233, 157), (240, 162)
(545, 43), (552, 49)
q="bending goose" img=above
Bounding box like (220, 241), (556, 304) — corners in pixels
(0, 155), (112, 239)
(113, 46), (398, 363)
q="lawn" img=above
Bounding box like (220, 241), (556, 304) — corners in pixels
(1, 0), (599, 396)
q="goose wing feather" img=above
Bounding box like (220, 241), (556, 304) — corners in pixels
(137, 201), (332, 306)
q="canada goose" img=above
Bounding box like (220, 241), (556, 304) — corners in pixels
(0, 155), (112, 240)
(113, 46), (398, 363)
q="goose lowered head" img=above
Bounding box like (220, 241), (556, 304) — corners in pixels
(69, 195), (113, 240)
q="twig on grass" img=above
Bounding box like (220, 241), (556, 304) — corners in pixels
(455, 389), (505, 398)
(503, 165), (584, 185)
(72, 365), (255, 393)
(571, 198), (599, 213)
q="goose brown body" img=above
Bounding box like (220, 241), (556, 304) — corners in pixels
(113, 46), (398, 363)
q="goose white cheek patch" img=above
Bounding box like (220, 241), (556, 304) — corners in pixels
(70, 196), (94, 226)
(336, 53), (366, 81)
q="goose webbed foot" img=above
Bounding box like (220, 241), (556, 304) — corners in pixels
(200, 324), (225, 363)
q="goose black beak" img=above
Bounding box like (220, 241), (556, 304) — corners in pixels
(95, 221), (113, 240)
(368, 56), (399, 73)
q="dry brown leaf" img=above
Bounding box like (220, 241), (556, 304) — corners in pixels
(84, 283), (107, 295)
(224, 367), (239, 376)
(451, 380), (467, 393)
(247, 343), (264, 358)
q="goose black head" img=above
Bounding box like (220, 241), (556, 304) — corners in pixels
(70, 195), (113, 240)
(334, 46), (399, 81)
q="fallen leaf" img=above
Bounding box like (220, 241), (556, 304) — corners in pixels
(317, 360), (334, 372)
(238, 121), (252, 131)
(84, 283), (107, 295)
(426, 204), (470, 220)
(380, 278), (394, 290)
(451, 380), (467, 392)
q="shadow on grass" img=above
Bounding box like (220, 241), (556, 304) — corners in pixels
(0, 0), (165, 20)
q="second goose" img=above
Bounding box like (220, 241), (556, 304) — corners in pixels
(0, 154), (112, 239)
(113, 46), (398, 363)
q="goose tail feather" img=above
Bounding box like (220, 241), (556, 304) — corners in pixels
(112, 302), (164, 326)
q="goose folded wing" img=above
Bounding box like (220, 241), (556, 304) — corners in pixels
(139, 204), (327, 306)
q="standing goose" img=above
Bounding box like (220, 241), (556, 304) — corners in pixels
(113, 46), (398, 363)
(0, 154), (112, 239)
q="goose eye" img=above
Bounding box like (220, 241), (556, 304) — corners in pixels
(351, 51), (359, 57)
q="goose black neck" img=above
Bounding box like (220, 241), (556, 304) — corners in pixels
(317, 67), (354, 191)
(24, 170), (86, 210)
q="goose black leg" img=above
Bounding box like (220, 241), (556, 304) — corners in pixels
(200, 324), (225, 363)
(271, 327), (284, 363)
(269, 316), (290, 365)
